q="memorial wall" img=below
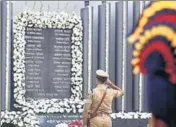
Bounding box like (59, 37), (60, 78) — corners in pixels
(25, 27), (72, 99)
(1, 1), (150, 127)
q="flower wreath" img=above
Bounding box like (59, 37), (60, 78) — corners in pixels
(1, 109), (39, 127)
(13, 10), (84, 113)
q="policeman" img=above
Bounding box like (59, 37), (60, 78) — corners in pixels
(128, 1), (176, 127)
(83, 70), (124, 127)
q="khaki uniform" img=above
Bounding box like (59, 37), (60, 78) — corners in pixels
(83, 84), (124, 127)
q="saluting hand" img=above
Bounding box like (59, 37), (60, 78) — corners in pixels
(105, 79), (112, 85)
(106, 79), (123, 91)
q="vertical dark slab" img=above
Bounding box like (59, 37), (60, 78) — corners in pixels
(108, 3), (116, 90)
(125, 1), (134, 112)
(132, 1), (140, 111)
(91, 6), (99, 88)
(81, 8), (89, 98)
(143, 75), (148, 112)
(115, 1), (123, 111)
(10, 3), (14, 110)
(108, 3), (116, 111)
(98, 4), (106, 70)
(0, 1), (2, 112)
(9, 2), (13, 110)
(1, 1), (7, 111)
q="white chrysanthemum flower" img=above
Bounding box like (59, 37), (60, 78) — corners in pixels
(24, 117), (31, 123)
(5, 119), (11, 123)
(18, 121), (23, 127)
(60, 108), (64, 113)
(13, 120), (17, 125)
(56, 123), (68, 127)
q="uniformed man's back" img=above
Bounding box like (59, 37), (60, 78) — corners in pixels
(83, 70), (124, 127)
(91, 84), (124, 114)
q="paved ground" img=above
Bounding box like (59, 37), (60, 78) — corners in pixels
(112, 119), (148, 127)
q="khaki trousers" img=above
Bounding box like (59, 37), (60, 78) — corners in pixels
(90, 114), (112, 127)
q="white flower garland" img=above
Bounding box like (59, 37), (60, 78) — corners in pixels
(122, 1), (127, 112)
(110, 112), (151, 119)
(56, 123), (68, 127)
(139, 1), (144, 112)
(13, 10), (84, 113)
(105, 3), (109, 72)
(88, 7), (92, 92)
(1, 109), (39, 127)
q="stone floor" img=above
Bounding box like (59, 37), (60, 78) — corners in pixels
(112, 119), (148, 127)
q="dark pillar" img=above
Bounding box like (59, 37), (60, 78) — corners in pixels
(91, 6), (99, 88)
(1, 1), (7, 111)
(115, 1), (123, 111)
(81, 8), (89, 97)
(98, 4), (106, 70)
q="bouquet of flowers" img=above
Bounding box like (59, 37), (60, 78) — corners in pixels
(68, 120), (83, 127)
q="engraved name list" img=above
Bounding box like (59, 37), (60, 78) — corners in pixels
(25, 27), (72, 99)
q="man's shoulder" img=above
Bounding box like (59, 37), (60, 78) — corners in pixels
(88, 88), (95, 95)
(91, 88), (97, 93)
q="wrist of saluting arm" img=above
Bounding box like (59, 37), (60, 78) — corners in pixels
(109, 82), (119, 90)
(107, 80), (123, 91)
(111, 83), (123, 91)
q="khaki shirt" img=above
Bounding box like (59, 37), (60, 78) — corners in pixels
(83, 84), (124, 125)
